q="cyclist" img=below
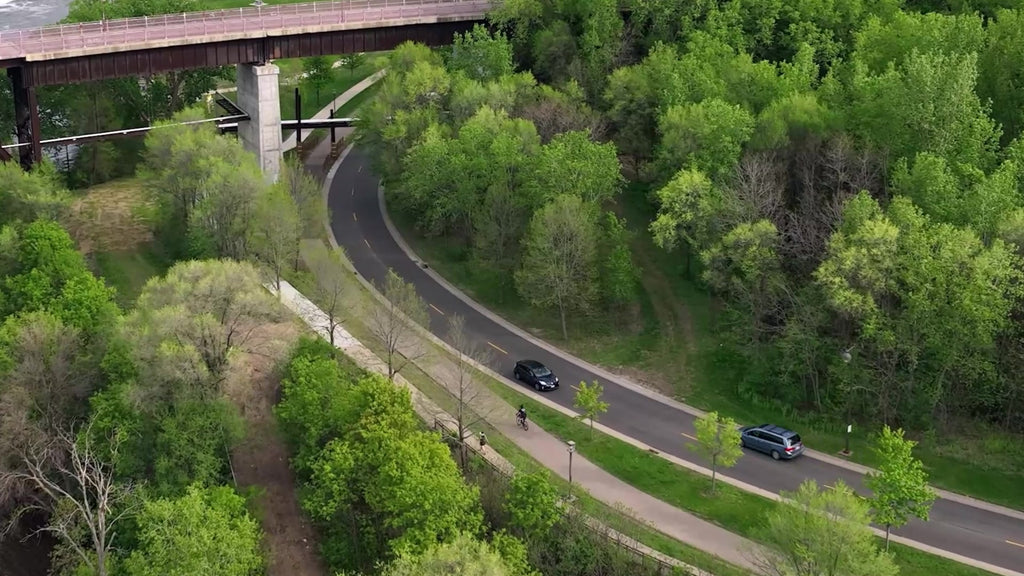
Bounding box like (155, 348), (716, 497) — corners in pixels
(516, 404), (528, 427)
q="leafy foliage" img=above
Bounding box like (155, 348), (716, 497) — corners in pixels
(866, 426), (937, 549)
(690, 412), (742, 493)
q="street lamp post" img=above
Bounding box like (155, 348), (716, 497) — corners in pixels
(843, 424), (852, 456)
(840, 346), (854, 456)
(567, 440), (576, 501)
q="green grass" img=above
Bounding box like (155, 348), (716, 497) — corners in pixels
(389, 182), (1024, 511)
(482, 380), (999, 576)
(93, 244), (171, 307)
(199, 0), (309, 11)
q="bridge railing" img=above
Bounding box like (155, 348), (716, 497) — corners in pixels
(0, 0), (490, 58)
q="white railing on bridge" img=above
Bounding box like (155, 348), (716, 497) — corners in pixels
(0, 0), (491, 59)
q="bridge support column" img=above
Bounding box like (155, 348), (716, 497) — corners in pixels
(236, 63), (282, 182)
(8, 67), (42, 170)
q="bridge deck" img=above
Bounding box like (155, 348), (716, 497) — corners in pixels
(0, 0), (489, 63)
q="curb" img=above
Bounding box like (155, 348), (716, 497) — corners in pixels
(323, 146), (1024, 576)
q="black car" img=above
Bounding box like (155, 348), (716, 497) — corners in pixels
(513, 359), (559, 391)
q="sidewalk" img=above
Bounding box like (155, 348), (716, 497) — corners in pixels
(273, 279), (760, 575)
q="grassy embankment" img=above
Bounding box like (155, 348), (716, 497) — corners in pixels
(388, 182), (1024, 511)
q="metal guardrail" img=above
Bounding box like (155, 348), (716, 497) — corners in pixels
(0, 0), (492, 60)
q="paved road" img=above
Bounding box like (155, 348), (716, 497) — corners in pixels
(329, 147), (1024, 574)
(0, 0), (489, 61)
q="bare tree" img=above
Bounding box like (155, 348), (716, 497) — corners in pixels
(302, 240), (350, 346)
(370, 269), (429, 380)
(444, 314), (494, 469)
(0, 426), (136, 576)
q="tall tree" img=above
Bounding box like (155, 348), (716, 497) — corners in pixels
(127, 259), (282, 395)
(445, 314), (494, 470)
(450, 24), (515, 82)
(0, 162), (71, 226)
(0, 425), (136, 576)
(533, 130), (623, 206)
(573, 380), (609, 439)
(865, 426), (936, 550)
(279, 157), (328, 239)
(689, 411), (742, 494)
(370, 269), (429, 380)
(250, 185), (301, 292)
(124, 484), (263, 576)
(597, 212), (639, 308)
(516, 195), (599, 340)
(302, 240), (350, 347)
(302, 56), (335, 108)
(503, 471), (561, 543)
(655, 98), (755, 183)
(342, 52), (367, 78)
(754, 480), (898, 576)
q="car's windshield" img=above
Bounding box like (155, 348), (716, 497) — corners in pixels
(534, 367), (552, 377)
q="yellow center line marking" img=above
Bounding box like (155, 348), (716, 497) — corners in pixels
(824, 484), (835, 490)
(357, 165), (363, 173)
(570, 384), (580, 391)
(681, 432), (697, 441)
(429, 303), (444, 316)
(352, 212), (357, 222)
(1007, 540), (1024, 549)
(351, 186), (355, 197)
(364, 238), (371, 249)
(487, 341), (507, 355)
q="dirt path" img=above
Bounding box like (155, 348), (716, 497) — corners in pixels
(224, 321), (325, 576)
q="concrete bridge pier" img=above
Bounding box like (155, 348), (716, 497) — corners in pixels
(7, 66), (42, 170)
(236, 62), (282, 182)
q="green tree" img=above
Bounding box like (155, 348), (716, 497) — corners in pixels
(865, 426), (936, 550)
(516, 195), (599, 340)
(279, 157), (328, 239)
(847, 50), (1000, 172)
(650, 168), (737, 255)
(302, 376), (483, 572)
(701, 220), (787, 343)
(342, 52), (367, 77)
(755, 480), (897, 576)
(127, 260), (281, 394)
(656, 98), (755, 183)
(574, 380), (609, 438)
(250, 185), (301, 292)
(152, 399), (243, 496)
(450, 24), (515, 82)
(382, 533), (513, 576)
(504, 471), (561, 542)
(978, 9), (1024, 144)
(689, 411), (742, 494)
(0, 162), (70, 226)
(274, 337), (367, 474)
(302, 56), (335, 107)
(125, 484), (263, 576)
(534, 130), (623, 206)
(597, 212), (639, 308)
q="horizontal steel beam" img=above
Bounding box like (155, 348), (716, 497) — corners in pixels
(0, 116), (358, 149)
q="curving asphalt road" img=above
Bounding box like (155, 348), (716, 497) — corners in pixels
(328, 146), (1024, 575)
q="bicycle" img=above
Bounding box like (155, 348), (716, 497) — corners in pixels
(517, 414), (529, 431)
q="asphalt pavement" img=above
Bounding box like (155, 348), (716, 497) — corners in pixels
(328, 146), (1024, 574)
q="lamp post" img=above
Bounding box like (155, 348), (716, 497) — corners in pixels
(566, 440), (576, 501)
(840, 346), (854, 456)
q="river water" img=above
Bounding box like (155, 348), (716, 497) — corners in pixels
(0, 0), (71, 30)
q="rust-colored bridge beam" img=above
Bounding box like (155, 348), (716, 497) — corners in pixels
(7, 67), (41, 169)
